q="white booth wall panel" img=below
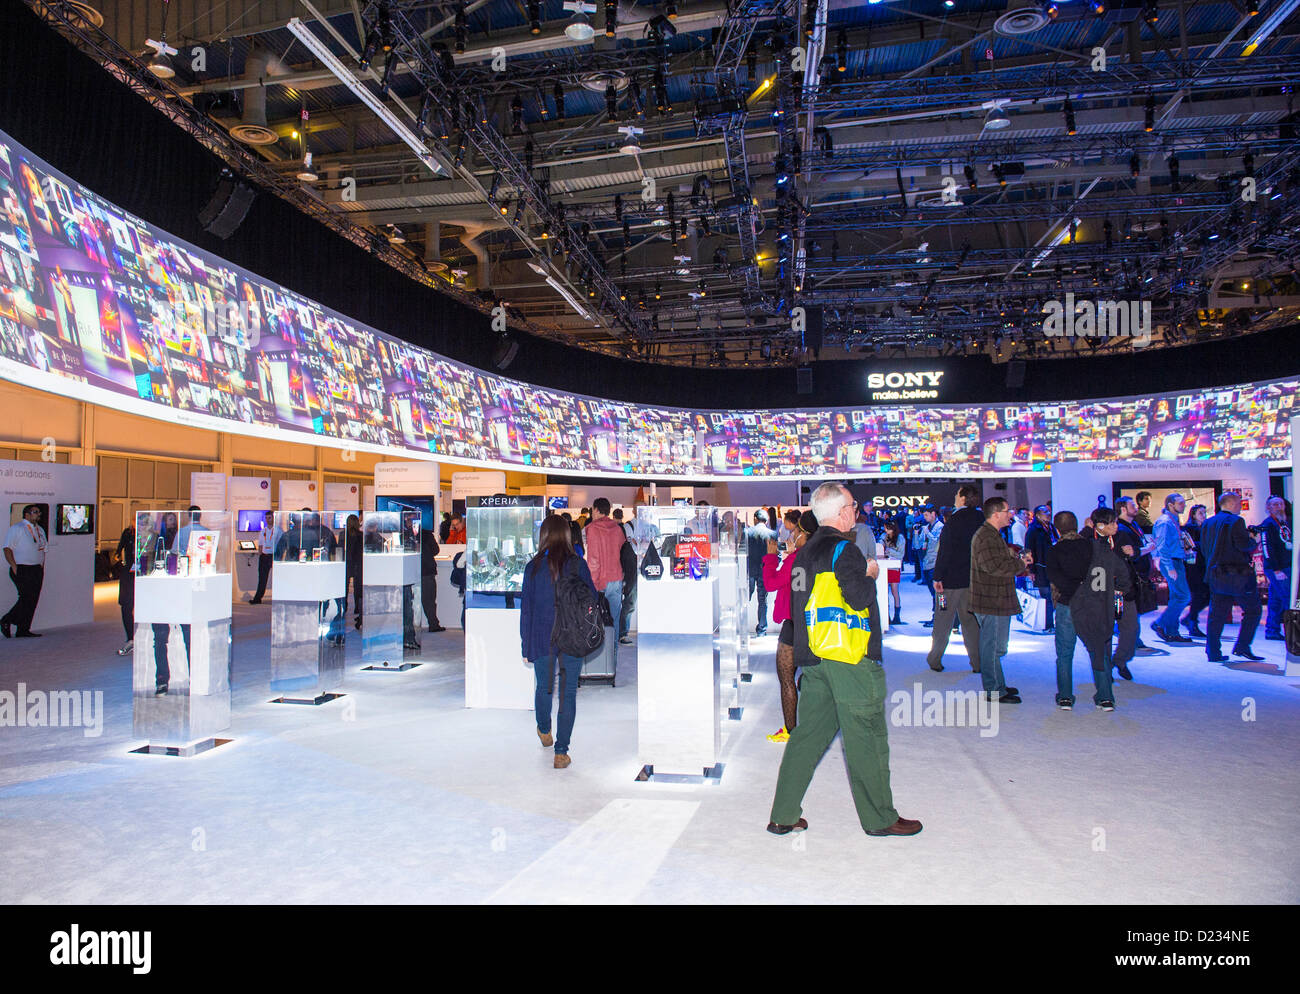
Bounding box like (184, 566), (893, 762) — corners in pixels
(0, 460), (96, 629)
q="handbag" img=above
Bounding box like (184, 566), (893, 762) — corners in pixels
(1132, 570), (1158, 615)
(1284, 605), (1300, 656)
(598, 592), (615, 628)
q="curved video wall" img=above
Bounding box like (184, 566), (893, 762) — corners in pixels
(0, 126), (1294, 478)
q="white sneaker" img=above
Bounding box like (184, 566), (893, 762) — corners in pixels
(117, 640), (134, 655)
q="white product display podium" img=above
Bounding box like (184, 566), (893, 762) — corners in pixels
(132, 572), (233, 754)
(636, 575), (721, 781)
(270, 561), (348, 704)
(361, 551), (421, 671)
(434, 546), (466, 629)
(465, 606), (533, 709)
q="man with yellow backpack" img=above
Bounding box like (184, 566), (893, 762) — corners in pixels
(767, 482), (923, 838)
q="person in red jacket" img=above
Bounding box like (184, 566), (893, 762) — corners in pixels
(761, 510), (814, 743)
(582, 497), (627, 678)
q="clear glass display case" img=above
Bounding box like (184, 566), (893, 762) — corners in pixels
(361, 509), (421, 555)
(359, 509), (421, 669)
(465, 497), (545, 596)
(634, 505), (717, 581)
(135, 508), (232, 577)
(271, 510), (345, 563)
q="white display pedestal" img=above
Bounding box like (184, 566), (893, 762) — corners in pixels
(361, 552), (421, 672)
(636, 576), (722, 782)
(716, 558), (744, 719)
(132, 572), (233, 755)
(465, 606), (533, 709)
(876, 558), (894, 634)
(270, 561), (347, 704)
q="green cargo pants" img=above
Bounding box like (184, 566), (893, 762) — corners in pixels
(769, 657), (900, 834)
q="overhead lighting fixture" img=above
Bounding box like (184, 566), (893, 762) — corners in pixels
(1089, 0), (1106, 14)
(285, 18), (440, 174)
(1168, 153), (1180, 192)
(963, 164), (977, 190)
(983, 102), (1010, 130)
(386, 225), (405, 244)
(604, 0), (618, 36)
(1144, 94), (1155, 132)
(528, 0), (542, 34)
(454, 6), (467, 54)
(665, 0), (679, 19)
(606, 81), (618, 119)
(1143, 2), (1158, 25)
(618, 125), (644, 155)
(563, 1), (597, 41)
(510, 94), (524, 133)
(1129, 151), (1140, 178)
(144, 37), (177, 79)
(836, 29), (848, 72)
(1042, 0), (1058, 18)
(296, 150), (319, 183)
(1063, 98), (1077, 135)
(553, 82), (566, 119)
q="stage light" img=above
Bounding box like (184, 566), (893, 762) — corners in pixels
(510, 94), (524, 133)
(606, 81), (618, 118)
(964, 164), (977, 190)
(836, 29), (848, 72)
(528, 0), (541, 34)
(665, 0), (678, 19)
(1168, 153), (1180, 192)
(1089, 0), (1105, 14)
(296, 151), (318, 183)
(1129, 151), (1140, 178)
(145, 37), (177, 79)
(1063, 98), (1076, 135)
(1144, 94), (1155, 132)
(655, 282), (662, 300)
(604, 0), (617, 37)
(454, 7), (467, 54)
(553, 82), (566, 119)
(563, 1), (597, 41)
(992, 163), (1006, 186)
(618, 125), (644, 155)
(983, 104), (1010, 130)
(1042, 1), (1058, 18)
(489, 174), (501, 201)
(775, 155), (789, 185)
(1243, 152), (1255, 178)
(1143, 2), (1159, 25)
(804, 0), (816, 37)
(1247, 0), (1259, 14)
(387, 225), (405, 244)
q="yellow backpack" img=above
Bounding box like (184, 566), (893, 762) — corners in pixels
(804, 541), (871, 664)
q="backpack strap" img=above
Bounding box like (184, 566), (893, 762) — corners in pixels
(831, 540), (848, 568)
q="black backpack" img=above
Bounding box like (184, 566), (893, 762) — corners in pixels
(551, 561), (605, 658)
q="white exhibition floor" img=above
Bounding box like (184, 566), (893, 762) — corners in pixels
(1, 579), (1298, 905)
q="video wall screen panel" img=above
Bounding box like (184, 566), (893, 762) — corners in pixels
(0, 127), (1294, 479)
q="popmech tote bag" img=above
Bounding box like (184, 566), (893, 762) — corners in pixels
(803, 542), (871, 665)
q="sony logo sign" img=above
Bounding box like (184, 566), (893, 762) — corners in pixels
(872, 495), (930, 507)
(867, 371), (945, 389)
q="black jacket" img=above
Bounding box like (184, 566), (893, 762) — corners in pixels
(746, 524), (777, 579)
(932, 505), (983, 589)
(1202, 511), (1256, 571)
(1258, 517), (1292, 572)
(1116, 517), (1150, 574)
(790, 526), (881, 667)
(1024, 519), (1056, 585)
(1045, 535), (1091, 603)
(1069, 537), (1132, 664)
(421, 532), (441, 576)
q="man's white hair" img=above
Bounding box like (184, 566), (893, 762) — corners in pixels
(810, 482), (851, 525)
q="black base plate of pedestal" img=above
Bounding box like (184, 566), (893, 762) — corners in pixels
(131, 737), (232, 758)
(635, 763), (724, 784)
(361, 662), (421, 672)
(270, 693), (345, 706)
(740, 672), (753, 682)
(728, 706), (744, 720)
(578, 674), (616, 687)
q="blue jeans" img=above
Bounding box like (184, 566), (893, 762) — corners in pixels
(1054, 603), (1115, 705)
(533, 653), (581, 754)
(1157, 560), (1191, 633)
(1266, 569), (1290, 635)
(618, 580), (636, 639)
(749, 575), (768, 633)
(974, 613), (1011, 696)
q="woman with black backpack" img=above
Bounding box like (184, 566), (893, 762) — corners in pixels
(521, 514), (600, 769)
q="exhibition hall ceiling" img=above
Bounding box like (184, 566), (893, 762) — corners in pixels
(26, 0), (1300, 366)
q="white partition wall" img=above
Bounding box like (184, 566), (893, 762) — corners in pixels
(0, 460), (96, 630)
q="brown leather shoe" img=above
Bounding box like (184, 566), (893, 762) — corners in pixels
(866, 817), (923, 837)
(553, 753), (571, 769)
(537, 728), (554, 747)
(766, 818), (808, 836)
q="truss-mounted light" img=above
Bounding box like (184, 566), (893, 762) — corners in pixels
(563, 1), (598, 41)
(144, 37), (178, 79)
(617, 125), (644, 155)
(285, 17), (440, 175)
(982, 100), (1010, 130)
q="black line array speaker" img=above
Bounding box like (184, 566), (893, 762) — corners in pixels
(804, 305), (823, 355)
(199, 174), (256, 239)
(796, 365), (813, 394)
(491, 335), (519, 371)
(1005, 360), (1026, 389)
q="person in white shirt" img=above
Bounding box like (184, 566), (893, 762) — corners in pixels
(1010, 508), (1030, 549)
(2, 504), (48, 638)
(249, 511), (274, 604)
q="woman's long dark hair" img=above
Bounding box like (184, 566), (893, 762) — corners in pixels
(534, 514), (575, 581)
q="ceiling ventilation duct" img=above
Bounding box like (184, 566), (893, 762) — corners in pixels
(229, 46), (279, 146)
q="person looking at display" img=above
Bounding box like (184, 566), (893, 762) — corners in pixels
(116, 522), (135, 655)
(1115, 497), (1156, 652)
(1152, 494), (1194, 645)
(882, 520), (905, 625)
(761, 509), (814, 743)
(1024, 505), (1059, 633)
(248, 512), (275, 604)
(1134, 492), (1155, 533)
(767, 483), (920, 838)
(1181, 504), (1210, 638)
(420, 521), (444, 634)
(2, 503), (47, 639)
(582, 497), (626, 677)
(928, 484), (984, 673)
(1010, 508), (1030, 549)
(438, 511), (452, 544)
(969, 497), (1031, 704)
(344, 514), (363, 631)
(447, 513), (466, 545)
(918, 506), (943, 627)
(746, 510), (778, 637)
(520, 514), (599, 770)
(149, 511), (190, 696)
(1259, 496), (1292, 642)
(1201, 491), (1264, 663)
(852, 504), (878, 570)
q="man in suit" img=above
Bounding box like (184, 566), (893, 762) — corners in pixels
(1201, 491), (1263, 663)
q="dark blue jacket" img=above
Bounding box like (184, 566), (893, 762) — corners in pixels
(520, 550), (598, 661)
